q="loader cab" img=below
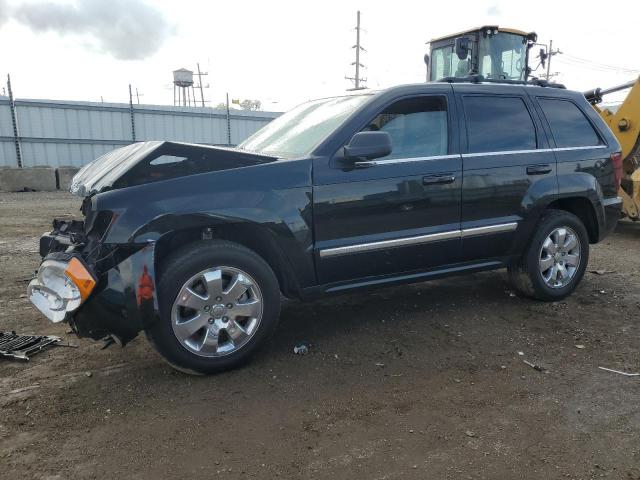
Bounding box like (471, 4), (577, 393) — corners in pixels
(426, 26), (537, 82)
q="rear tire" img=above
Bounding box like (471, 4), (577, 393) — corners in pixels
(508, 209), (589, 301)
(146, 240), (281, 374)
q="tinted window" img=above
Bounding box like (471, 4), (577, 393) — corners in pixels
(539, 98), (601, 148)
(464, 96), (536, 153)
(362, 96), (448, 159)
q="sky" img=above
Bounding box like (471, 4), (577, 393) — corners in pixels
(1, 0), (639, 111)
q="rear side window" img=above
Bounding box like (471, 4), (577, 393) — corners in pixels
(538, 98), (601, 148)
(463, 96), (537, 153)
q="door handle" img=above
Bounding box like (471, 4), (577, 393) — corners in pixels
(423, 174), (456, 185)
(526, 164), (552, 175)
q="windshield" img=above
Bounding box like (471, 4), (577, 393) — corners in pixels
(478, 32), (527, 80)
(238, 95), (371, 158)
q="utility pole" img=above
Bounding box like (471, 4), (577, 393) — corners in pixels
(7, 74), (23, 168)
(345, 10), (367, 90)
(128, 84), (136, 142)
(196, 63), (208, 107)
(225, 93), (231, 146)
(544, 40), (562, 80)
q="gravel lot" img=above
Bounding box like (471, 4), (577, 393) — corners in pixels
(1, 191), (639, 479)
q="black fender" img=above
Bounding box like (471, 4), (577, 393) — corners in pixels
(91, 159), (315, 289)
(554, 172), (615, 241)
(512, 172), (615, 255)
(507, 174), (559, 257)
(71, 243), (159, 344)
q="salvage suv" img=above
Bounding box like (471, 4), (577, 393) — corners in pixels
(28, 81), (622, 374)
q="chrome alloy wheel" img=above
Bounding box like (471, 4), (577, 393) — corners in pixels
(171, 266), (263, 357)
(539, 227), (581, 289)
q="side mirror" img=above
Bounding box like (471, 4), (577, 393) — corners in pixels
(344, 131), (392, 161)
(539, 47), (547, 68)
(455, 37), (471, 60)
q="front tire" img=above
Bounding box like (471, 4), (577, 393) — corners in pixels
(146, 240), (281, 374)
(508, 209), (589, 301)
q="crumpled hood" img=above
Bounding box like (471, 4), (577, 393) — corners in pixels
(70, 141), (277, 197)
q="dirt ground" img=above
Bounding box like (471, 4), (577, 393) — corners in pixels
(1, 191), (639, 480)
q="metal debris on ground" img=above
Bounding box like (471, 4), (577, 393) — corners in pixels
(523, 359), (546, 372)
(598, 367), (640, 377)
(0, 331), (61, 361)
(589, 269), (615, 275)
(293, 343), (309, 355)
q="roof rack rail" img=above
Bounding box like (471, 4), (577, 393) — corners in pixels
(437, 75), (566, 89)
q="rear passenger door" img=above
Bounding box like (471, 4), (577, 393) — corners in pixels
(534, 96), (615, 197)
(456, 88), (557, 262)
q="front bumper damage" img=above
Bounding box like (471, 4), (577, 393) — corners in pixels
(28, 220), (160, 345)
(28, 254), (96, 323)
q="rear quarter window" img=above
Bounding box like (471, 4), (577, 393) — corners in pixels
(538, 98), (601, 148)
(463, 96), (537, 153)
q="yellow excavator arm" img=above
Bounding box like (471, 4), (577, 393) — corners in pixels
(588, 77), (640, 219)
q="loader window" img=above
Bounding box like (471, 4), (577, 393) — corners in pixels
(463, 96), (536, 153)
(478, 32), (527, 80)
(538, 98), (601, 148)
(431, 46), (471, 80)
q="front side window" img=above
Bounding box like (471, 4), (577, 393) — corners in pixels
(538, 98), (601, 148)
(361, 96), (448, 159)
(463, 96), (537, 153)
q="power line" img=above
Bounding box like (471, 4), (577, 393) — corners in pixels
(561, 53), (640, 73)
(555, 57), (640, 75)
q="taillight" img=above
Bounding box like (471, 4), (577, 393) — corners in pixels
(611, 152), (623, 190)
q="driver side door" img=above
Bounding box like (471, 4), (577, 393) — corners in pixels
(312, 92), (462, 286)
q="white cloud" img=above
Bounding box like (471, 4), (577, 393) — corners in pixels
(9, 0), (175, 60)
(0, 0), (638, 108)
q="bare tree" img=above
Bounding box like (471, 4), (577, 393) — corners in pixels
(239, 99), (262, 111)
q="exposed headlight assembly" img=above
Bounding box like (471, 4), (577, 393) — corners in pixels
(28, 257), (97, 323)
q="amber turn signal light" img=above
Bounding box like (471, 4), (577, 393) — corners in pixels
(64, 257), (97, 301)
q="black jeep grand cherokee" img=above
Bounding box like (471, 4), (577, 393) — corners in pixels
(28, 81), (622, 374)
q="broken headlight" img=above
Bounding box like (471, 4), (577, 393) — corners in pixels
(28, 257), (97, 323)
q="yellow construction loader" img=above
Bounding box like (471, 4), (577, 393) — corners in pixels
(585, 79), (640, 219)
(424, 26), (640, 219)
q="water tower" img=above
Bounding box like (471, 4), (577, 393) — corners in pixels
(173, 68), (195, 106)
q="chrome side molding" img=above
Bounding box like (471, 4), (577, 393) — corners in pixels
(319, 222), (518, 258)
(352, 145), (608, 167)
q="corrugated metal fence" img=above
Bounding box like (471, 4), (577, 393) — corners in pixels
(0, 96), (280, 168)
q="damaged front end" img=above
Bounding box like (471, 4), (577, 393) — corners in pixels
(28, 140), (279, 346)
(28, 254), (96, 323)
(28, 201), (160, 345)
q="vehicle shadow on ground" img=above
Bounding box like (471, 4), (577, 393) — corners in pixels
(117, 269), (518, 377)
(612, 219), (640, 239)
(256, 269), (518, 361)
